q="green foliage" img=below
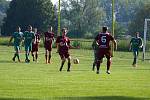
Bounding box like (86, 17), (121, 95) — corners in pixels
(72, 40), (81, 48)
(0, 0), (9, 27)
(61, 0), (105, 37)
(84, 32), (94, 39)
(128, 3), (150, 38)
(2, 0), (54, 35)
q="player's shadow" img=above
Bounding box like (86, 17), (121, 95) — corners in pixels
(55, 96), (149, 100)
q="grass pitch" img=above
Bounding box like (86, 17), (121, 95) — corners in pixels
(0, 46), (150, 100)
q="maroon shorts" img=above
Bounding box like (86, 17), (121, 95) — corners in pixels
(32, 43), (39, 52)
(45, 44), (52, 51)
(59, 52), (70, 59)
(97, 48), (112, 60)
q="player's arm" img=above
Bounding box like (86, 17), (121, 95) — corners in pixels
(8, 36), (13, 46)
(129, 39), (132, 51)
(92, 40), (95, 50)
(112, 39), (117, 50)
(139, 38), (143, 48)
(55, 37), (59, 53)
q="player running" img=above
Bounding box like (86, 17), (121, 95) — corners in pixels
(129, 32), (143, 67)
(23, 25), (35, 63)
(95, 26), (117, 74)
(31, 28), (40, 62)
(43, 26), (55, 64)
(8, 26), (23, 62)
(56, 28), (73, 72)
(92, 39), (99, 71)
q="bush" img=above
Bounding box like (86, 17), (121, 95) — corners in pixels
(84, 32), (93, 39)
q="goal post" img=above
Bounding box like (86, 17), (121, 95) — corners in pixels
(143, 18), (150, 61)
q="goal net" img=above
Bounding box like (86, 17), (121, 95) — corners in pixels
(143, 18), (150, 60)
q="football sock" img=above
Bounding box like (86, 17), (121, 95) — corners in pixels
(93, 62), (95, 71)
(35, 53), (38, 60)
(32, 53), (35, 61)
(45, 55), (48, 63)
(107, 59), (111, 71)
(48, 55), (51, 62)
(96, 61), (100, 72)
(133, 58), (137, 65)
(13, 53), (17, 61)
(25, 53), (28, 60)
(67, 62), (71, 71)
(16, 53), (20, 61)
(60, 61), (65, 71)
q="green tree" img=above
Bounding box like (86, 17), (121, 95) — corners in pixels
(128, 3), (150, 38)
(2, 0), (54, 35)
(61, 0), (105, 38)
(0, 0), (9, 31)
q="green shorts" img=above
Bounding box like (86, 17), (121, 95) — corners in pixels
(14, 45), (20, 52)
(25, 44), (32, 52)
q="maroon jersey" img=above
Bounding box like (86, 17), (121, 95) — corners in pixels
(34, 33), (40, 44)
(32, 33), (40, 52)
(95, 32), (114, 49)
(56, 36), (70, 53)
(44, 32), (54, 50)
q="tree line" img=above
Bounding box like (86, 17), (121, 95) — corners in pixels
(0, 0), (150, 38)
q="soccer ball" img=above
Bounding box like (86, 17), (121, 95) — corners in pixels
(73, 58), (79, 64)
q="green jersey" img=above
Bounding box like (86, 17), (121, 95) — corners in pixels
(92, 40), (99, 51)
(130, 37), (142, 50)
(12, 32), (23, 46)
(23, 31), (35, 45)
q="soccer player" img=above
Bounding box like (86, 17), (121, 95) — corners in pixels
(43, 26), (55, 64)
(31, 28), (40, 62)
(92, 39), (99, 71)
(8, 26), (23, 62)
(95, 26), (117, 74)
(23, 25), (35, 63)
(56, 28), (72, 72)
(129, 32), (143, 67)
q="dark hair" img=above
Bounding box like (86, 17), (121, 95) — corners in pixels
(102, 26), (108, 32)
(28, 25), (32, 28)
(16, 26), (20, 29)
(136, 32), (139, 34)
(61, 28), (67, 32)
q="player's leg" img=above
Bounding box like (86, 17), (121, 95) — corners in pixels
(31, 51), (35, 61)
(96, 59), (101, 74)
(35, 51), (38, 62)
(35, 44), (39, 62)
(25, 45), (30, 62)
(106, 50), (112, 74)
(106, 57), (111, 74)
(12, 46), (18, 61)
(67, 55), (71, 72)
(96, 50), (104, 74)
(132, 49), (137, 67)
(93, 50), (97, 71)
(31, 43), (35, 61)
(45, 49), (48, 64)
(59, 54), (66, 71)
(16, 46), (21, 62)
(48, 51), (52, 63)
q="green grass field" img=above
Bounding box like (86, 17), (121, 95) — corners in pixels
(0, 45), (150, 100)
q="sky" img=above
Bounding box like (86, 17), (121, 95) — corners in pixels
(51, 0), (59, 4)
